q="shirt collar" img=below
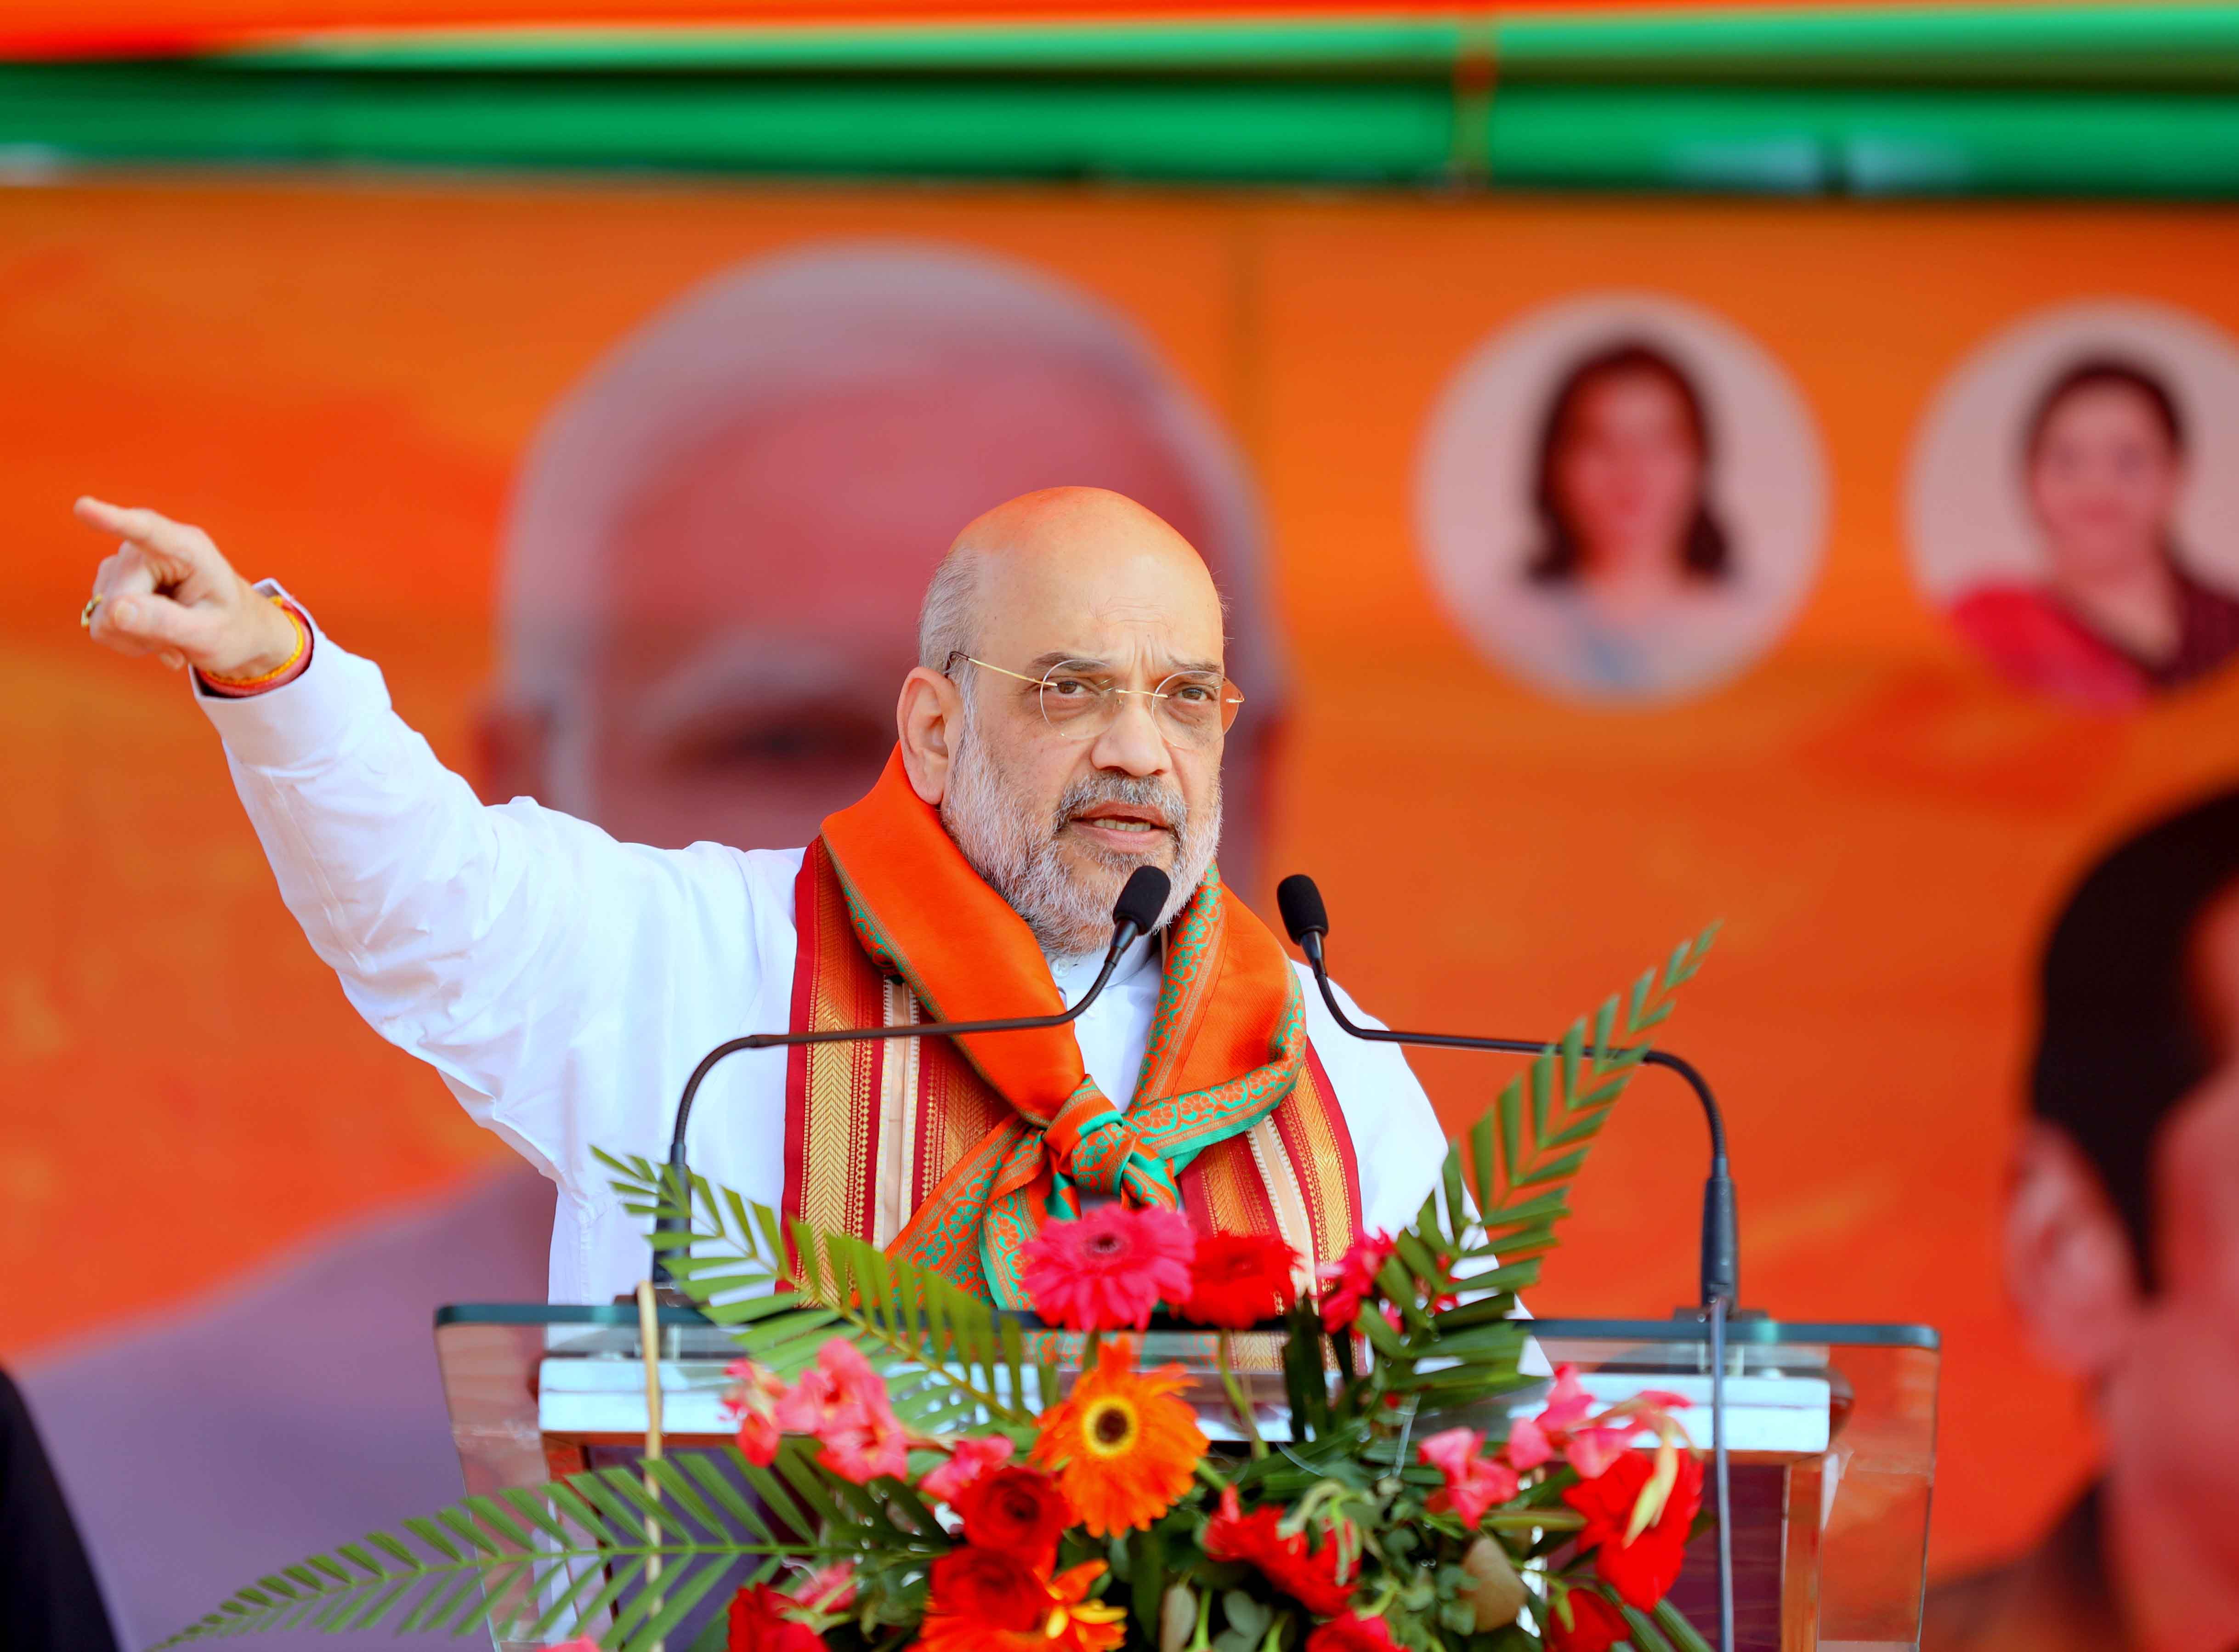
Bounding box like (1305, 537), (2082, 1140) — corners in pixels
(1048, 929), (1160, 1008)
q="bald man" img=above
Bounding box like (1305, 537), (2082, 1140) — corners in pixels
(76, 489), (1442, 1307)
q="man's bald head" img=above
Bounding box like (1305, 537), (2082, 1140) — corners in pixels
(919, 487), (1224, 672)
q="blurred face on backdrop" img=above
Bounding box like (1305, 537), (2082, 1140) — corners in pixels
(480, 246), (1281, 887)
(2006, 874), (2239, 1635)
(2107, 884), (2239, 1537)
(531, 364), (1213, 853)
(901, 489), (1229, 957)
(2025, 380), (2187, 587)
(1550, 366), (1706, 585)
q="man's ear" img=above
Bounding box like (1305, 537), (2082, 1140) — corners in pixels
(473, 698), (551, 807)
(2005, 1120), (2144, 1377)
(896, 666), (963, 806)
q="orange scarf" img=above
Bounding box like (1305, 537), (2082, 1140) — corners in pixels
(782, 752), (1361, 1305)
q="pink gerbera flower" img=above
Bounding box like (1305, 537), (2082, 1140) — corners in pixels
(817, 1399), (909, 1485)
(1020, 1204), (1196, 1330)
(767, 1339), (909, 1484)
(1506, 1364), (1688, 1482)
(1418, 1426), (1522, 1527)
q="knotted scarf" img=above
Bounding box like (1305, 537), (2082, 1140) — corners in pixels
(781, 751), (1361, 1305)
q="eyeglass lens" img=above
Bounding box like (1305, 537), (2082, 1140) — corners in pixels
(1037, 659), (1239, 745)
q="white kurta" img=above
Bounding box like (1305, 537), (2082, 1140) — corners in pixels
(195, 602), (1451, 1306)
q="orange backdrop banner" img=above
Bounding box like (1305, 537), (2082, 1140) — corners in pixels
(11, 177), (2239, 1576)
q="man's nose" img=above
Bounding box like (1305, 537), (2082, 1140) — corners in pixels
(1087, 691), (1171, 778)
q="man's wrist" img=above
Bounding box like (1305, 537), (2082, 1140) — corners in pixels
(198, 597), (312, 695)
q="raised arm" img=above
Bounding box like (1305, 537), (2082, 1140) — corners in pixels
(74, 498), (763, 1192)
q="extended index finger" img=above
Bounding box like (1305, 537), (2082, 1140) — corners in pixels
(72, 496), (208, 576)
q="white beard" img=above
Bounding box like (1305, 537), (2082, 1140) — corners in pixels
(940, 703), (1220, 959)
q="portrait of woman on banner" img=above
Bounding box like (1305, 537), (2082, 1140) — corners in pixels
(1909, 301), (2239, 713)
(1416, 294), (1825, 706)
(1951, 360), (2239, 708)
(1523, 340), (1736, 690)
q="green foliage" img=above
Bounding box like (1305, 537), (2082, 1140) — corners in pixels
(597, 1148), (1061, 1427)
(159, 929), (1715, 1649)
(157, 1441), (891, 1647)
(1292, 925), (1718, 1451)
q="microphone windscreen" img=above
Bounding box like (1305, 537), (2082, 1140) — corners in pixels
(1275, 874), (1328, 943)
(1112, 866), (1172, 935)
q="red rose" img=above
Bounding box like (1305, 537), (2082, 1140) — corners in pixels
(1304, 1612), (1395, 1651)
(923, 1547), (1051, 1633)
(952, 1466), (1072, 1576)
(1202, 1486), (1353, 1617)
(1561, 1449), (1704, 1612)
(726, 1585), (826, 1652)
(1180, 1232), (1299, 1329)
(1545, 1587), (1628, 1652)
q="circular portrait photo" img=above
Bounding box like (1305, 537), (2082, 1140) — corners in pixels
(1415, 293), (1828, 704)
(1907, 301), (2239, 711)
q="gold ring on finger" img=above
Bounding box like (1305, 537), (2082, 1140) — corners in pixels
(80, 595), (103, 630)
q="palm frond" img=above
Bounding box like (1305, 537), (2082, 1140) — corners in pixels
(1346, 925), (1718, 1417)
(597, 1151), (1044, 1425)
(159, 1452), (829, 1649)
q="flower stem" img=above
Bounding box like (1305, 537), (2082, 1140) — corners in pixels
(1215, 1331), (1267, 1459)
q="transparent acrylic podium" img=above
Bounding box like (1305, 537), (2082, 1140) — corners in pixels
(434, 1306), (1937, 1652)
(1520, 1318), (1940, 1652)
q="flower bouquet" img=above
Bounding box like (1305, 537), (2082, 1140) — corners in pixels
(164, 930), (1715, 1652)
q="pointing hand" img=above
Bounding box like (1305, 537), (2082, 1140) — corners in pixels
(75, 497), (300, 679)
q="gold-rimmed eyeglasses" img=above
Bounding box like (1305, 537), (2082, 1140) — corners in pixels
(946, 652), (1243, 749)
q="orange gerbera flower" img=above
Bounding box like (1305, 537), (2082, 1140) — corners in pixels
(1031, 1339), (1207, 1537)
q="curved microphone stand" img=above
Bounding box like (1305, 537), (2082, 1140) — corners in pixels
(1276, 874), (1737, 1652)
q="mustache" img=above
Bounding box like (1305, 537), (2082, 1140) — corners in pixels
(1049, 773), (1188, 836)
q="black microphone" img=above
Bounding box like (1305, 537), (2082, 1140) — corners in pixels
(646, 864), (1172, 1285)
(1277, 872), (1740, 1652)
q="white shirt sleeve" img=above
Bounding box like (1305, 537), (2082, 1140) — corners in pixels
(193, 595), (768, 1209)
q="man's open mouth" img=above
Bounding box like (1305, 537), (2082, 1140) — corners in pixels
(1067, 804), (1174, 837)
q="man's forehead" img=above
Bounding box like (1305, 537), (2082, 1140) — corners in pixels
(969, 489), (1224, 635)
(979, 560), (1225, 664)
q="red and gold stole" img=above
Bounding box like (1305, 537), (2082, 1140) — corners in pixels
(782, 752), (1362, 1306)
